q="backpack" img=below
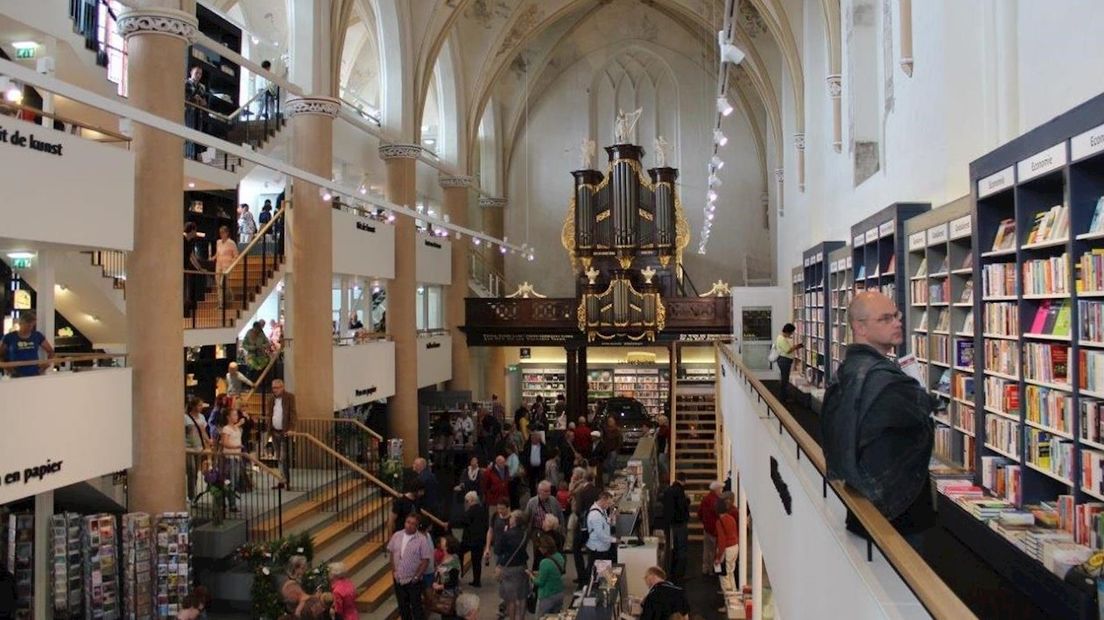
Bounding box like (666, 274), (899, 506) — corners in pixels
(580, 507), (604, 532)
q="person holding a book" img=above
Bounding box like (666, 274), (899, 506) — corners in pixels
(773, 323), (803, 403)
(821, 291), (936, 550)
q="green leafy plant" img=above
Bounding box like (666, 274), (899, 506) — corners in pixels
(236, 532), (328, 618)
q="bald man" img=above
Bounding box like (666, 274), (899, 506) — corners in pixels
(820, 291), (936, 550)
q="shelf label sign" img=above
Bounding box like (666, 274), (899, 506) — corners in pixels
(927, 224), (948, 246)
(830, 260), (839, 272)
(864, 228), (878, 243)
(1072, 122), (1104, 162)
(853, 233), (865, 247)
(1017, 142), (1067, 183)
(949, 215), (972, 240)
(978, 166), (1015, 198)
(845, 257), (852, 269)
(908, 232), (926, 251)
(814, 252), (823, 262)
(879, 221), (895, 237)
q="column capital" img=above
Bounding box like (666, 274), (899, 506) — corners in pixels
(479, 196), (507, 209)
(826, 74), (842, 98)
(285, 96), (340, 119)
(439, 175), (476, 189)
(116, 8), (198, 42)
(794, 133), (805, 151)
(774, 168), (784, 183)
(378, 144), (424, 160)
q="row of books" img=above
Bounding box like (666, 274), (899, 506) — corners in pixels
(1080, 399), (1104, 445)
(1086, 196), (1104, 234)
(985, 376), (1019, 413)
(1022, 342), (1070, 385)
(1024, 204), (1070, 245)
(930, 334), (950, 364)
(981, 456), (1022, 504)
(1077, 249), (1104, 293)
(987, 413), (1021, 456)
(985, 339), (1020, 376)
(952, 401), (977, 434)
(982, 262), (1017, 297)
(953, 374), (976, 401)
(1025, 429), (1075, 482)
(991, 219), (1017, 251)
(1083, 449), (1104, 497)
(1024, 384), (1073, 435)
(1078, 300), (1104, 343)
(983, 302), (1018, 335)
(1022, 254), (1070, 295)
(1027, 300), (1071, 336)
(910, 280), (929, 305)
(935, 426), (975, 468)
(930, 279), (952, 304)
(1079, 349), (1104, 392)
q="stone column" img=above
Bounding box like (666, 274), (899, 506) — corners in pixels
(117, 6), (196, 515)
(794, 133), (806, 193)
(380, 144), (423, 462)
(287, 96), (339, 419)
(441, 175), (475, 392)
(480, 196), (508, 399)
(826, 75), (842, 153)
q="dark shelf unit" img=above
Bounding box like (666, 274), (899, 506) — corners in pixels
(790, 266), (804, 380)
(187, 5), (242, 128)
(850, 202), (931, 358)
(827, 245), (852, 377)
(801, 241), (844, 386)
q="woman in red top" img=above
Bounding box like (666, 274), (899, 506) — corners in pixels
(481, 455), (511, 509)
(714, 492), (740, 592)
(328, 561), (358, 620)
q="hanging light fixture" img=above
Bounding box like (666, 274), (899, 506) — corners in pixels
(716, 96), (733, 117)
(713, 129), (728, 147)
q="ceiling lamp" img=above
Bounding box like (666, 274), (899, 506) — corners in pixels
(707, 189), (718, 202)
(716, 96), (733, 117)
(711, 155), (725, 170)
(713, 129), (728, 147)
(708, 174), (722, 188)
(718, 30), (746, 66)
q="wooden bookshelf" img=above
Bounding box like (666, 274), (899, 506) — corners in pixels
(850, 202), (931, 358)
(801, 241), (844, 386)
(905, 197), (976, 471)
(790, 266), (805, 380)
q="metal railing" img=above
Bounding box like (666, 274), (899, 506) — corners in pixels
(184, 205), (286, 329)
(184, 90), (284, 171)
(185, 448), (285, 544)
(0, 353), (126, 376)
(90, 250), (127, 290)
(469, 248), (505, 297)
(716, 343), (976, 620)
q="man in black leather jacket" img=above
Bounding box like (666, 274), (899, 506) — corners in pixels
(821, 291), (936, 549)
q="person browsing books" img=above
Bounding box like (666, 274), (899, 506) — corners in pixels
(773, 323), (803, 403)
(820, 291), (936, 551)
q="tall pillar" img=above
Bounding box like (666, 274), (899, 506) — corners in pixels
(287, 96), (339, 418)
(441, 175), (475, 392)
(480, 196), (508, 400)
(380, 144), (423, 463)
(752, 530), (763, 620)
(117, 6), (196, 515)
(565, 346), (578, 419)
(576, 346), (588, 417)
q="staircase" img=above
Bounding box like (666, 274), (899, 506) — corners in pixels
(673, 384), (720, 542)
(184, 253), (284, 329)
(88, 250), (126, 294)
(468, 248), (505, 298)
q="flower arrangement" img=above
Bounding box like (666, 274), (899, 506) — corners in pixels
(237, 533), (331, 618)
(192, 462), (239, 525)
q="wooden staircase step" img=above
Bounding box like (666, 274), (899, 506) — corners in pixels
(337, 540), (384, 576)
(251, 479), (365, 537)
(356, 566), (394, 612)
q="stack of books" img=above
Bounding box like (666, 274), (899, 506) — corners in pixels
(1023, 204), (1070, 244)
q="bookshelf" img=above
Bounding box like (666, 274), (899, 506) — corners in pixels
(801, 242), (844, 387)
(521, 367), (568, 402)
(827, 245), (852, 377)
(612, 367), (670, 416)
(850, 202), (932, 358)
(905, 197), (975, 471)
(790, 266), (805, 380)
(955, 95), (1104, 598)
(522, 364), (671, 417)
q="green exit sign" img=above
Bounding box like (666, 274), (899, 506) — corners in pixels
(11, 257), (31, 269)
(15, 47), (34, 59)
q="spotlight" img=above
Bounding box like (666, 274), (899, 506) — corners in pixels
(473, 238), (482, 246)
(711, 155), (725, 170)
(707, 189), (718, 202)
(527, 253), (535, 262)
(386, 212), (396, 223)
(707, 212), (714, 221)
(713, 129), (728, 147)
(718, 31), (746, 66)
(320, 187), (332, 201)
(708, 174), (722, 188)
(500, 246), (508, 255)
(716, 96), (733, 117)
(187, 182), (196, 189)
(707, 204), (716, 213)
(358, 184), (367, 195)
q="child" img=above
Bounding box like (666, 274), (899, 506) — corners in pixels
(556, 480), (571, 512)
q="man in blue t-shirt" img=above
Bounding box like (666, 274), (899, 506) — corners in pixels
(1, 312), (55, 377)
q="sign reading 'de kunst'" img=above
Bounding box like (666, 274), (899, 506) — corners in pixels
(0, 115), (134, 250)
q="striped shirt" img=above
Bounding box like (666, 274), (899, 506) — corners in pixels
(387, 530), (433, 585)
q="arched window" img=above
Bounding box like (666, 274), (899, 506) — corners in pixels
(589, 47), (678, 164)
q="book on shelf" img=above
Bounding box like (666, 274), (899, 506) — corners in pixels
(1082, 447), (1104, 496)
(885, 254), (896, 275)
(953, 373), (975, 400)
(933, 256), (949, 274)
(1080, 300), (1104, 343)
(936, 309), (951, 332)
(956, 340), (975, 368)
(982, 263), (1017, 297)
(1023, 342), (1069, 384)
(961, 309), (974, 335)
(984, 339), (1020, 375)
(986, 413), (1021, 456)
(991, 219), (1016, 251)
(983, 302), (1018, 335)
(960, 280), (974, 304)
(1025, 204), (1069, 244)
(961, 251), (974, 271)
(857, 264), (867, 279)
(1078, 249), (1104, 292)
(1079, 349), (1104, 392)
(985, 375), (1019, 412)
(1088, 197), (1104, 235)
(1080, 398), (1104, 445)
(915, 257), (928, 278)
(1022, 253), (1070, 295)
(917, 309), (929, 330)
(936, 368), (952, 393)
(1024, 383), (1072, 435)
(982, 456), (1022, 504)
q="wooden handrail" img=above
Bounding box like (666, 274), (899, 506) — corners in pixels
(287, 431), (449, 530)
(334, 418), (384, 443)
(185, 447), (285, 484)
(0, 353), (126, 370)
(715, 343), (977, 620)
(184, 99), (233, 123)
(222, 204), (287, 274)
(0, 101), (131, 143)
(227, 88), (269, 121)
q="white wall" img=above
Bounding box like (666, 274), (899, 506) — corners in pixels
(333, 340), (396, 408)
(0, 368), (132, 504)
(779, 1), (1104, 277)
(718, 353), (928, 620)
(332, 209), (396, 278)
(501, 2), (769, 297)
(0, 115), (134, 251)
(415, 233), (452, 285)
(416, 333), (451, 387)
